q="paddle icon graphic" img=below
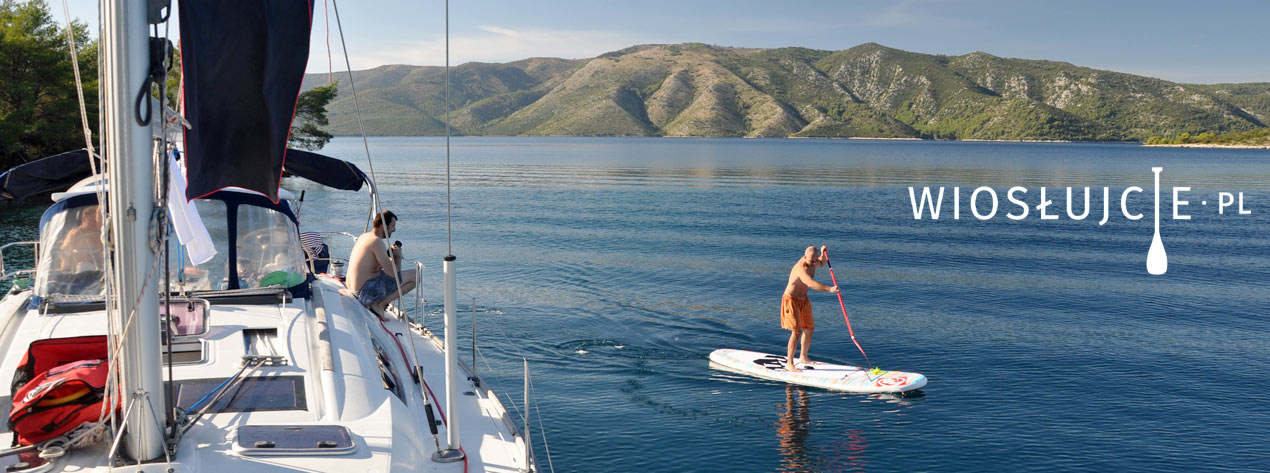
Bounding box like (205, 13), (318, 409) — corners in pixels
(1147, 167), (1167, 275)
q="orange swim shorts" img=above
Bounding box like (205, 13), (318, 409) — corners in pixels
(780, 295), (813, 331)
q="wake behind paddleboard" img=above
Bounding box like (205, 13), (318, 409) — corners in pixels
(709, 348), (926, 393)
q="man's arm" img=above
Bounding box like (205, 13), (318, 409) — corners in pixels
(390, 243), (403, 275)
(371, 239), (399, 279)
(799, 269), (838, 293)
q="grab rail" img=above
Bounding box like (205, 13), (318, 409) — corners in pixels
(300, 232), (357, 278)
(0, 241), (38, 283)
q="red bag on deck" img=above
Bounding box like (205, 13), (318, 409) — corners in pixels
(7, 336), (111, 446)
(10, 336), (108, 394)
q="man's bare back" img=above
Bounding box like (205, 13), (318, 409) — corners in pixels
(347, 231), (394, 292)
(345, 211), (419, 315)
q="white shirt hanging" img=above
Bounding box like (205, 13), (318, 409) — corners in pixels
(167, 153), (217, 265)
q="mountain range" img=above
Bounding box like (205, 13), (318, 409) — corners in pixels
(300, 43), (1270, 141)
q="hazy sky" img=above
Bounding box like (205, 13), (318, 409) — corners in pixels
(57, 0), (1270, 84)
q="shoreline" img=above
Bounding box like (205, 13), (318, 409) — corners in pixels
(330, 134), (1095, 143)
(323, 134), (1266, 147)
(1142, 143), (1270, 149)
(958, 138), (1074, 143)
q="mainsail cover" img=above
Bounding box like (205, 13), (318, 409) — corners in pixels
(178, 0), (314, 203)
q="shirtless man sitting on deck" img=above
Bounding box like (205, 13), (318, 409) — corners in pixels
(347, 210), (419, 316)
(782, 245), (838, 372)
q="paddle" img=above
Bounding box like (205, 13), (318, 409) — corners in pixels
(822, 249), (872, 368)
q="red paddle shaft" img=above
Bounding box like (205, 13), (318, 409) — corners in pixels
(823, 250), (871, 367)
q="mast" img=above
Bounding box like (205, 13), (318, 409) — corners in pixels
(102, 0), (166, 462)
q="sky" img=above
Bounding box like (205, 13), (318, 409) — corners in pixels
(55, 0), (1270, 84)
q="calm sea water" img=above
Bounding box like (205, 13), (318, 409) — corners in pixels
(4, 137), (1268, 472)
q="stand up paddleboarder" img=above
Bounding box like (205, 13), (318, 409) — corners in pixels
(782, 246), (838, 372)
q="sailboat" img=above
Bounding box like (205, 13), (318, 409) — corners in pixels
(0, 1), (536, 472)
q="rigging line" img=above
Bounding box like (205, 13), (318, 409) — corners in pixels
(181, 360), (263, 435)
(479, 307), (530, 362)
(59, 0), (97, 161)
(445, 0), (452, 256)
(470, 356), (552, 473)
(141, 393), (173, 469)
(399, 262), (427, 398)
(473, 341), (557, 473)
(98, 225), (171, 422)
(59, 0), (110, 319)
(330, 0), (383, 220)
(470, 310), (543, 430)
(529, 373), (555, 473)
(93, 0), (118, 434)
(324, 0), (332, 83)
(417, 375), (469, 473)
(158, 15), (178, 438)
(471, 345), (523, 423)
(61, 7), (114, 403)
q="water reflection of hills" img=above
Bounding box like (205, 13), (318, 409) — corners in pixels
(326, 137), (1270, 191)
(368, 162), (1268, 191)
(373, 164), (1159, 189)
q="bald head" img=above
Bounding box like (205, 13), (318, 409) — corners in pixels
(802, 246), (823, 267)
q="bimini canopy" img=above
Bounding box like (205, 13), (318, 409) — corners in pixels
(0, 149), (367, 202)
(0, 149), (99, 202)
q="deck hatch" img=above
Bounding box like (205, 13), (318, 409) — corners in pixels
(172, 375), (306, 413)
(232, 425), (356, 456)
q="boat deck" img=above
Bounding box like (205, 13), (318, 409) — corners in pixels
(0, 277), (533, 472)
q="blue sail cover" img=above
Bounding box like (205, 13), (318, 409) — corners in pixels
(178, 0), (314, 203)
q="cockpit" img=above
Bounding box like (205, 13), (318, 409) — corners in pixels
(179, 189), (308, 293)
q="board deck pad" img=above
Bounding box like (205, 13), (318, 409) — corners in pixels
(709, 348), (927, 393)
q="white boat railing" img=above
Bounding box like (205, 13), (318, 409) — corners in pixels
(300, 231), (357, 278)
(522, 359), (533, 473)
(466, 302), (552, 473)
(0, 241), (38, 283)
(414, 261), (426, 323)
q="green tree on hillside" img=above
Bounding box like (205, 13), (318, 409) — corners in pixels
(1144, 127), (1269, 146)
(0, 0), (97, 170)
(289, 82), (339, 150)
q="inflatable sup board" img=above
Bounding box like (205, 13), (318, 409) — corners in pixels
(709, 348), (926, 393)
